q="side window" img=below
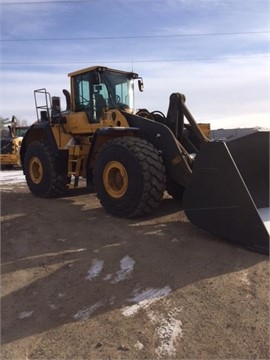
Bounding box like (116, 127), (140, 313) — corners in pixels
(74, 74), (91, 111)
(116, 83), (128, 104)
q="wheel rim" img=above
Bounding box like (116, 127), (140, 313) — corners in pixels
(29, 157), (43, 184)
(103, 161), (128, 198)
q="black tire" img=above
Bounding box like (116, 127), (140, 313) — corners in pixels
(93, 137), (165, 218)
(167, 177), (185, 201)
(24, 140), (68, 198)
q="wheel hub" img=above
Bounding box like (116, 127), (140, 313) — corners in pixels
(103, 161), (128, 198)
(29, 157), (43, 184)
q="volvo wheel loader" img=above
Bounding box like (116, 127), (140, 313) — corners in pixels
(20, 66), (269, 254)
(1, 116), (29, 168)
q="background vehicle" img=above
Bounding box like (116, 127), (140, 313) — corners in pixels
(0, 116), (29, 168)
(20, 66), (269, 254)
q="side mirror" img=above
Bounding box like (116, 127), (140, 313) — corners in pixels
(138, 78), (144, 92)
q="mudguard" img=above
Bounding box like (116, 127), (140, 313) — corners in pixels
(183, 131), (269, 254)
(20, 122), (68, 175)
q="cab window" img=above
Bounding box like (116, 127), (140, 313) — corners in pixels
(74, 73), (91, 112)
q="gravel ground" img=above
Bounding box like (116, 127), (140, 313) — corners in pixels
(1, 169), (269, 359)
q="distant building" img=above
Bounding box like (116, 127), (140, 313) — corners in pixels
(210, 127), (268, 140)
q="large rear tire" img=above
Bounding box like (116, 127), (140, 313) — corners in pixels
(93, 137), (165, 218)
(24, 140), (68, 198)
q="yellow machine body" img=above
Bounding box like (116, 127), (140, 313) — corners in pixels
(1, 117), (28, 167)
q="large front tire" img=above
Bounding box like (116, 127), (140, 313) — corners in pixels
(93, 137), (166, 218)
(24, 140), (68, 198)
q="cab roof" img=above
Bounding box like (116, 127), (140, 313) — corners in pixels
(68, 65), (139, 78)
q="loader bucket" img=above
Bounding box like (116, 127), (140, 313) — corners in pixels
(183, 131), (269, 254)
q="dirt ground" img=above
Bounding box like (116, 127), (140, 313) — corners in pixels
(1, 169), (269, 360)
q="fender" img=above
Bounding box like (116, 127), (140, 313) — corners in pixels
(20, 122), (68, 174)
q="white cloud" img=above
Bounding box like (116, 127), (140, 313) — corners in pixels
(1, 68), (70, 122)
(1, 55), (268, 129)
(134, 55), (268, 129)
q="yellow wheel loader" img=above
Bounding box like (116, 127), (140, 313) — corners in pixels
(0, 116), (29, 168)
(20, 66), (269, 254)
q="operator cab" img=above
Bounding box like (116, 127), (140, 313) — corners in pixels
(68, 66), (143, 123)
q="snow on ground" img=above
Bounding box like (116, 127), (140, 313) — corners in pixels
(110, 255), (136, 284)
(79, 255), (183, 357)
(122, 286), (183, 358)
(0, 169), (26, 190)
(122, 286), (172, 317)
(149, 308), (183, 358)
(85, 259), (104, 281)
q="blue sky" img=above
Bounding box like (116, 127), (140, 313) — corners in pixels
(0, 0), (269, 129)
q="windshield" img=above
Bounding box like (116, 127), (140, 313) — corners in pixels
(100, 71), (135, 111)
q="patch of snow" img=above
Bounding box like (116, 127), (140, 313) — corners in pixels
(122, 286), (172, 317)
(86, 259), (104, 281)
(103, 274), (113, 281)
(149, 308), (183, 358)
(18, 310), (34, 319)
(73, 301), (103, 321)
(0, 170), (25, 185)
(110, 255), (135, 284)
(122, 285), (183, 357)
(130, 286), (172, 303)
